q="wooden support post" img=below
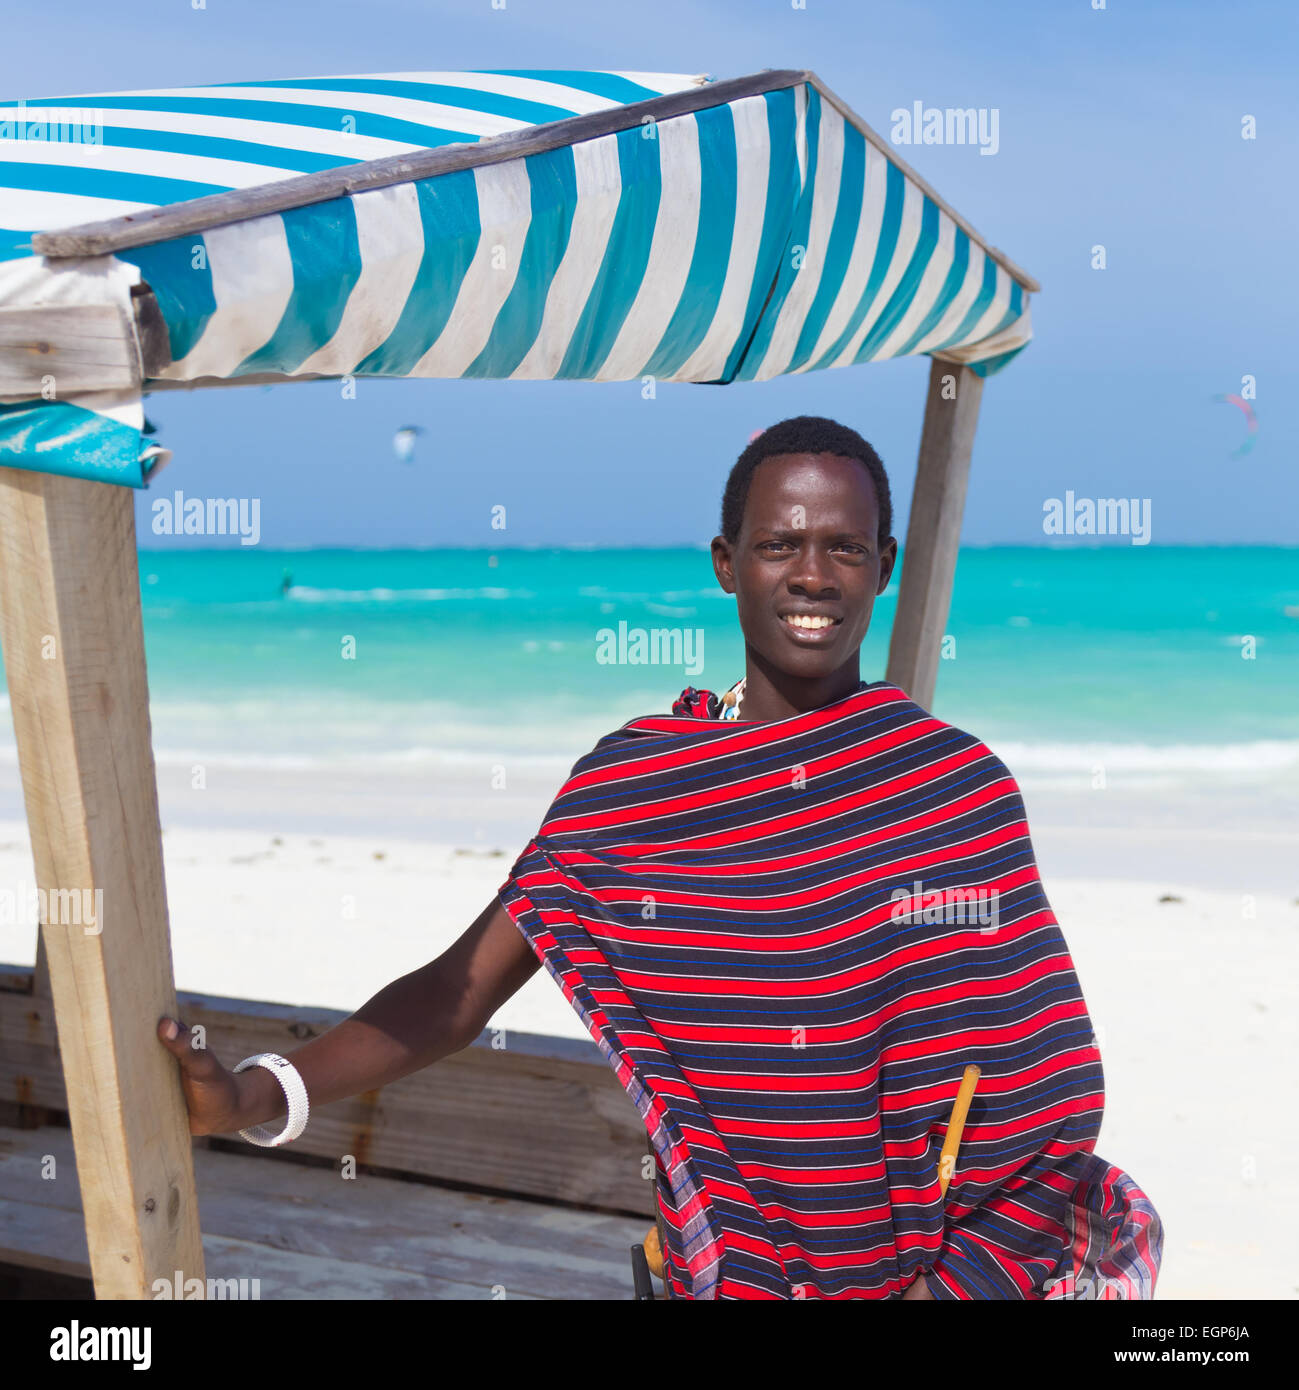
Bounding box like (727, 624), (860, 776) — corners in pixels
(886, 358), (985, 710)
(16, 935), (54, 1128)
(32, 930), (51, 1002)
(0, 467), (203, 1299)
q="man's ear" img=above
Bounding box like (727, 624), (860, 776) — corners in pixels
(710, 535), (736, 595)
(877, 536), (899, 595)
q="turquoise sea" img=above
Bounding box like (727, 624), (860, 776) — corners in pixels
(2, 545), (1296, 793)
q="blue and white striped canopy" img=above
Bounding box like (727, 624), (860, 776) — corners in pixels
(0, 70), (1034, 486)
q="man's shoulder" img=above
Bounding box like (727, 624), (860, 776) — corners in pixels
(886, 696), (1020, 782)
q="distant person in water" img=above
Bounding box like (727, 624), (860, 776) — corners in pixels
(160, 415), (1161, 1301)
(280, 568), (293, 597)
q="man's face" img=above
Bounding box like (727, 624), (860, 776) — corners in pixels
(711, 451), (897, 681)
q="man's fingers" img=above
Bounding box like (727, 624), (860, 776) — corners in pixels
(156, 1016), (221, 1077)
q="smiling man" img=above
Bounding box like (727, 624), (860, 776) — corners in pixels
(705, 418), (897, 722)
(159, 415), (1161, 1301)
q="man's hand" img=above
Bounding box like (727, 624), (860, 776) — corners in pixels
(156, 1017), (248, 1135)
(901, 1271), (936, 1300)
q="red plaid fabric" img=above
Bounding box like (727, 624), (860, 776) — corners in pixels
(1041, 1151), (1163, 1299)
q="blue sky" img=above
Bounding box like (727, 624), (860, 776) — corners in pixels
(8, 0), (1296, 546)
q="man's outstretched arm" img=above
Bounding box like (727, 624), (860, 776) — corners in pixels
(157, 896), (540, 1134)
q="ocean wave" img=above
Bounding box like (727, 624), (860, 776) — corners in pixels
(577, 586), (730, 602)
(286, 586), (533, 603)
(987, 739), (1299, 775)
(148, 745), (572, 773)
(0, 732), (1292, 781)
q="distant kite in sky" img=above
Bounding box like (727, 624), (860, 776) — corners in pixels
(1213, 394), (1258, 458)
(392, 424), (426, 463)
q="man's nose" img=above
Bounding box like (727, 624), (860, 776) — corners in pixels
(788, 549), (839, 595)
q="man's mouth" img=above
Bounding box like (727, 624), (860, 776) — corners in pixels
(780, 612), (842, 634)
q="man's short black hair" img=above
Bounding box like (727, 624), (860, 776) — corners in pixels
(719, 415), (893, 545)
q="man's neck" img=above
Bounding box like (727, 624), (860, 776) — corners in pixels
(738, 655), (866, 723)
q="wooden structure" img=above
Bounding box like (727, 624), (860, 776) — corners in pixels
(0, 68), (1038, 1297)
(885, 359), (986, 709)
(0, 471), (203, 1297)
(0, 964), (650, 1296)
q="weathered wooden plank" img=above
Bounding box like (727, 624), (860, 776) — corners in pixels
(0, 1122), (645, 1299)
(145, 370), (336, 394)
(9, 938), (51, 1127)
(129, 284), (171, 378)
(0, 1192), (524, 1299)
(27, 71), (1038, 295)
(0, 468), (203, 1298)
(31, 933), (50, 1002)
(0, 303), (139, 396)
(0, 964), (36, 994)
(885, 358), (985, 710)
(0, 969), (654, 1215)
(0, 1196), (91, 1280)
(31, 72), (788, 258)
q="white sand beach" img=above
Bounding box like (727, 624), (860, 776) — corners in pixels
(0, 775), (1293, 1301)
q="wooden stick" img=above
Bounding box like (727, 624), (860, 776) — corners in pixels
(886, 358), (985, 711)
(643, 1223), (664, 1279)
(938, 1065), (981, 1196)
(0, 467), (204, 1297)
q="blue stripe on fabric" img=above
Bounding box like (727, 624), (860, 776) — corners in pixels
(554, 957), (1080, 1029)
(233, 197), (363, 375)
(783, 115), (866, 374)
(0, 399), (148, 487)
(556, 814), (1043, 934)
(733, 84), (824, 383)
(932, 276), (1029, 372)
(892, 227), (972, 359)
(717, 86), (802, 383)
(464, 144), (579, 378)
(0, 158), (227, 206)
(805, 158), (906, 370)
(37, 124), (366, 175)
(554, 122), (662, 379)
(553, 709), (964, 817)
(12, 95), (487, 150)
(976, 278), (1025, 343)
(0, 228), (34, 262)
(562, 682), (900, 785)
(352, 168), (481, 377)
(970, 343), (1029, 377)
(852, 196), (941, 363)
(220, 76), (582, 127)
(549, 943), (1081, 1024)
(928, 251), (998, 351)
(938, 1233), (1007, 1298)
(555, 863), (1061, 970)
(638, 103), (738, 379)
(642, 1020), (1099, 1076)
(118, 235), (218, 365)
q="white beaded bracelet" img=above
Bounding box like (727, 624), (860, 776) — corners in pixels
(232, 1052), (310, 1147)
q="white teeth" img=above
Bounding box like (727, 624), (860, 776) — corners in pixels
(785, 615), (834, 630)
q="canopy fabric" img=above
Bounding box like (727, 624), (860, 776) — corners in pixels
(0, 70), (1034, 487)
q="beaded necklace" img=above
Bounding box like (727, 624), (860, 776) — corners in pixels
(719, 677), (746, 720)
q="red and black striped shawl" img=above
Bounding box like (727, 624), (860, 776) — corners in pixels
(498, 680), (1160, 1298)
